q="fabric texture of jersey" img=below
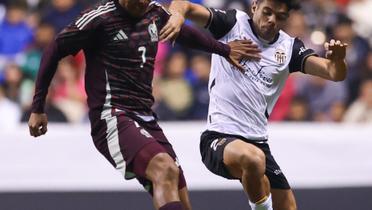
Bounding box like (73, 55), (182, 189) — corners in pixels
(205, 8), (316, 140)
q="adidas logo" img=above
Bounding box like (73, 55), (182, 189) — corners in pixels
(114, 30), (128, 41)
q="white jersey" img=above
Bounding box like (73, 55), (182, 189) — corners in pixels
(204, 8), (316, 141)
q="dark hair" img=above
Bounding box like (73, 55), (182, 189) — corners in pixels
(257, 0), (300, 11)
(336, 14), (353, 26)
(7, 0), (28, 11)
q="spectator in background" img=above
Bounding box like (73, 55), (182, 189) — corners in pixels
(20, 22), (56, 80)
(21, 86), (68, 123)
(269, 76), (295, 121)
(301, 0), (340, 32)
(0, 1), (5, 22)
(347, 0), (372, 46)
(156, 51), (193, 121)
(332, 14), (370, 104)
(41, 0), (82, 32)
(224, 0), (250, 11)
(284, 10), (323, 54)
(52, 57), (87, 123)
(0, 85), (21, 130)
(361, 51), (372, 79)
(297, 76), (348, 122)
(343, 79), (372, 123)
(2, 63), (24, 103)
(189, 53), (210, 120)
(285, 96), (311, 122)
(0, 0), (33, 67)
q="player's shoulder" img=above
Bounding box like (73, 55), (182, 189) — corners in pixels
(233, 10), (252, 29)
(148, 1), (171, 15)
(276, 30), (296, 46)
(235, 9), (249, 20)
(82, 0), (116, 13)
(76, 0), (117, 25)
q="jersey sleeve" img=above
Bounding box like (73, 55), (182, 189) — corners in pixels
(150, 1), (171, 30)
(288, 38), (317, 73)
(176, 25), (230, 58)
(205, 8), (237, 40)
(31, 11), (102, 113)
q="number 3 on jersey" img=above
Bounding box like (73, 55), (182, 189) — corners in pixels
(138, 46), (146, 68)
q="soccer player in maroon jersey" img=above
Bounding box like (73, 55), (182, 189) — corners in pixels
(27, 0), (261, 210)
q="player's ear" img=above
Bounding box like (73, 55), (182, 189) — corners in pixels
(251, 0), (258, 14)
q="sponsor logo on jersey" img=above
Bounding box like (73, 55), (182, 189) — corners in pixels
(238, 61), (274, 88)
(299, 46), (307, 56)
(113, 30), (128, 41)
(274, 49), (286, 64)
(148, 20), (158, 42)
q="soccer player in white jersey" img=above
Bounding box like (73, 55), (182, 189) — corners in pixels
(160, 0), (348, 210)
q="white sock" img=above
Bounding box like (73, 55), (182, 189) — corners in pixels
(249, 194), (273, 210)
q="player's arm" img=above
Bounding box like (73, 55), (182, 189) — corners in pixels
(28, 14), (99, 138)
(160, 0), (209, 41)
(175, 25), (260, 72)
(288, 38), (347, 81)
(160, 1), (237, 41)
(303, 39), (347, 81)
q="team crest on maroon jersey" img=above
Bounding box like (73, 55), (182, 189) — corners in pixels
(148, 20), (158, 42)
(274, 49), (286, 65)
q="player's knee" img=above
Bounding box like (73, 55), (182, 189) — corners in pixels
(148, 153), (179, 183)
(239, 148), (265, 173)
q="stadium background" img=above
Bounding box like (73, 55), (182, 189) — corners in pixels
(0, 0), (371, 209)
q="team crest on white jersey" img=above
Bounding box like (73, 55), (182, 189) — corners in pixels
(274, 49), (286, 65)
(148, 20), (158, 42)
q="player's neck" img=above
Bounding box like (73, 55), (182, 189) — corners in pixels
(248, 19), (279, 45)
(117, 0), (148, 18)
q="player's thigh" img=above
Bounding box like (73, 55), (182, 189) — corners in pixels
(135, 121), (187, 190)
(271, 189), (297, 210)
(179, 186), (192, 210)
(223, 139), (265, 178)
(91, 114), (159, 178)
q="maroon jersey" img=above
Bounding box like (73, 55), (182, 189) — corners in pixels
(33, 0), (170, 117)
(32, 0), (230, 122)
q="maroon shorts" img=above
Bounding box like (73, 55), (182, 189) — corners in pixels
(90, 111), (186, 194)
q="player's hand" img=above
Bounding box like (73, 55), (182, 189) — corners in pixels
(325, 39), (348, 61)
(227, 39), (261, 73)
(159, 12), (185, 42)
(28, 113), (48, 138)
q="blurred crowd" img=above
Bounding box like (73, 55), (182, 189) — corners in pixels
(0, 0), (372, 128)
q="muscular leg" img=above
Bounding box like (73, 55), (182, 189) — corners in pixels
(223, 140), (270, 203)
(271, 189), (297, 210)
(145, 153), (182, 209)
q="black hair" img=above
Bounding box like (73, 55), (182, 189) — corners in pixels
(336, 14), (353, 26)
(257, 0), (300, 11)
(6, 0), (28, 11)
